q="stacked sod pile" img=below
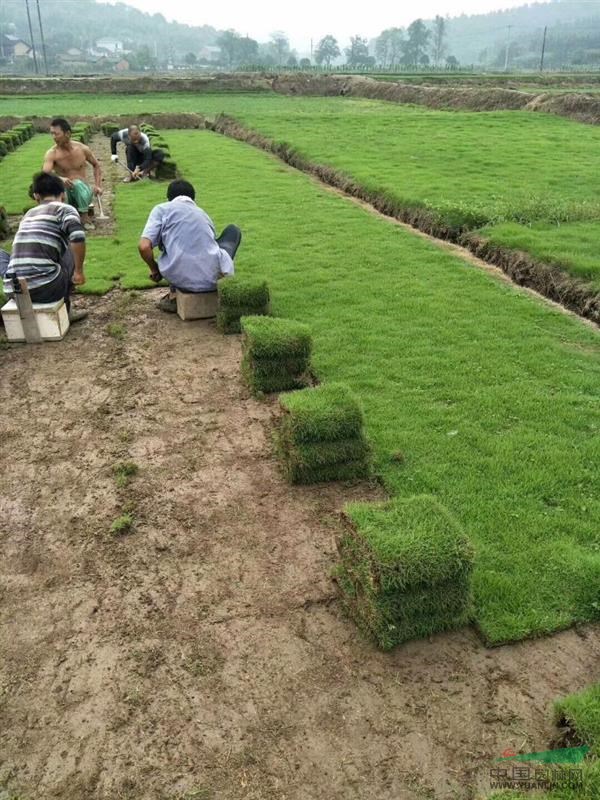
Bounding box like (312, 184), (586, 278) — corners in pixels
(217, 276), (270, 334)
(70, 122), (92, 144)
(276, 383), (371, 484)
(241, 316), (312, 395)
(336, 495), (475, 649)
(0, 122), (35, 160)
(101, 122), (120, 137)
(139, 123), (177, 179)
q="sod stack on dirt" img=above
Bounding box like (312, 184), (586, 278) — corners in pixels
(71, 122), (92, 144)
(101, 122), (120, 137)
(276, 383), (371, 484)
(241, 316), (312, 395)
(217, 276), (270, 334)
(336, 496), (474, 649)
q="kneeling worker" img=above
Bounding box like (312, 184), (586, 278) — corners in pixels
(2, 172), (87, 323)
(138, 180), (242, 314)
(111, 124), (164, 181)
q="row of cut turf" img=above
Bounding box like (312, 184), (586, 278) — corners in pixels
(166, 128), (600, 645)
(5, 94), (600, 287)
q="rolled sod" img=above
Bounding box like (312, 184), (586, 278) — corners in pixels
(336, 495), (475, 649)
(241, 316), (312, 394)
(217, 276), (270, 334)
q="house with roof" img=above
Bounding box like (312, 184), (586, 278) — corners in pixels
(1, 34), (32, 61)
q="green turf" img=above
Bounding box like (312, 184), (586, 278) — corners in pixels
(165, 128), (600, 645)
(479, 222), (600, 290)
(0, 133), (47, 215)
(1, 120), (599, 643)
(5, 93), (600, 281)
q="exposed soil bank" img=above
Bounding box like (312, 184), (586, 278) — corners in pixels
(1, 288), (599, 800)
(0, 112), (206, 133)
(209, 114), (600, 326)
(6, 73), (600, 125)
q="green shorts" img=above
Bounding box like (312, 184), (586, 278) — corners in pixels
(66, 179), (93, 213)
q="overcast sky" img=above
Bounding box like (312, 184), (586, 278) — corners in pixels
(101, 0), (528, 52)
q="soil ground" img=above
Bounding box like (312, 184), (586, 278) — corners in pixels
(1, 288), (600, 800)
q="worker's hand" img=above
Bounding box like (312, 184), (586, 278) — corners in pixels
(149, 269), (161, 283)
(73, 270), (86, 286)
(93, 185), (103, 196)
(132, 167), (142, 179)
(111, 154), (119, 163)
(63, 178), (74, 189)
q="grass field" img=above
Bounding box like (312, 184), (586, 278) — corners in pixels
(169, 128), (600, 645)
(1, 116), (599, 646)
(3, 92), (599, 285)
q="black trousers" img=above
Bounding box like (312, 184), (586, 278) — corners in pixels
(126, 145), (165, 173)
(217, 225), (242, 259)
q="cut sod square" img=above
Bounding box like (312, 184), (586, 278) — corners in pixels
(278, 382), (365, 444)
(336, 495), (475, 649)
(217, 277), (271, 334)
(276, 383), (371, 484)
(241, 316), (312, 394)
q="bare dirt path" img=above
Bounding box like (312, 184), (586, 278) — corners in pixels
(0, 289), (599, 800)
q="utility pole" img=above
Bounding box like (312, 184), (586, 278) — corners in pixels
(35, 0), (49, 75)
(503, 24), (512, 73)
(539, 25), (547, 73)
(24, 0), (39, 74)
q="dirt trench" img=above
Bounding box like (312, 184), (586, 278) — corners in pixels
(1, 289), (599, 800)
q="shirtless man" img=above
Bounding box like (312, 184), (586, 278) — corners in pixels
(42, 117), (103, 228)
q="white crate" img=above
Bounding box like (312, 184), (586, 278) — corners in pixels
(1, 297), (70, 341)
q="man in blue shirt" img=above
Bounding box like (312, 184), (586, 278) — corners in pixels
(138, 180), (241, 313)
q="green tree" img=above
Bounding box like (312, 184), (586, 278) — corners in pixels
(345, 35), (370, 67)
(236, 36), (258, 66)
(314, 34), (340, 67)
(184, 52), (197, 65)
(375, 27), (404, 66)
(401, 18), (431, 65)
(217, 29), (239, 68)
(299, 57), (311, 68)
(269, 31), (290, 64)
(431, 16), (447, 66)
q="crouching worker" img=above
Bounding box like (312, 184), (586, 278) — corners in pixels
(138, 180), (242, 314)
(111, 124), (165, 182)
(2, 173), (87, 323)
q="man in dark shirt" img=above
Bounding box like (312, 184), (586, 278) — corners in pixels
(110, 124), (164, 182)
(2, 172), (87, 321)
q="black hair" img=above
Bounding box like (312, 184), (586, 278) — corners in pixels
(167, 180), (195, 201)
(32, 171), (65, 198)
(50, 118), (71, 133)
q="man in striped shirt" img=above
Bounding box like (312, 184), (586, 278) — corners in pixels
(2, 172), (87, 321)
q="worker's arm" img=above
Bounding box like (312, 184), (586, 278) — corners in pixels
(70, 241), (86, 285)
(138, 237), (161, 282)
(84, 145), (103, 195)
(110, 131), (121, 157)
